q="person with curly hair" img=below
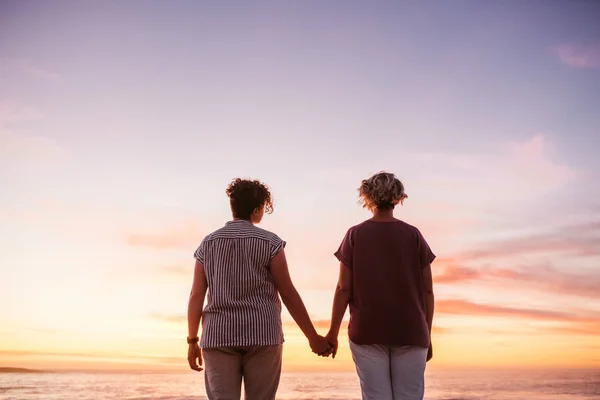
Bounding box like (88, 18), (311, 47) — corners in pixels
(186, 178), (332, 400)
(326, 171), (436, 400)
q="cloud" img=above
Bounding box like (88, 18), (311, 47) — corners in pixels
(436, 299), (600, 336)
(0, 101), (44, 126)
(549, 322), (600, 336)
(504, 135), (576, 191)
(126, 222), (205, 249)
(435, 262), (600, 299)
(0, 130), (64, 161)
(411, 135), (576, 207)
(436, 299), (584, 321)
(25, 328), (62, 334)
(0, 57), (62, 83)
(150, 313), (186, 324)
(159, 265), (191, 276)
(432, 220), (600, 299)
(0, 349), (184, 366)
(436, 220), (600, 264)
(554, 43), (600, 69)
(0, 101), (63, 163)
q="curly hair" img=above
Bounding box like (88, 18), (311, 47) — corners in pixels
(225, 178), (274, 219)
(358, 171), (407, 211)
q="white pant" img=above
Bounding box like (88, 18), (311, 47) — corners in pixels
(350, 341), (427, 400)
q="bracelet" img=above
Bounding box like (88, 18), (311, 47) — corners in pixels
(187, 336), (199, 344)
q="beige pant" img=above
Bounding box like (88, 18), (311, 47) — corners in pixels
(203, 345), (282, 400)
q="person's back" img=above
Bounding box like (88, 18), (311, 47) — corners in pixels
(343, 220), (431, 348)
(198, 220), (284, 348)
(327, 172), (435, 400)
(186, 178), (332, 400)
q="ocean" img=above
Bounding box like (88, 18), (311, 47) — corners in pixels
(0, 369), (598, 399)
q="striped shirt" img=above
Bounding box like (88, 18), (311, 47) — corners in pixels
(193, 219), (286, 348)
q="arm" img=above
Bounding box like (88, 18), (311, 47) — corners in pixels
(422, 264), (434, 333)
(326, 262), (352, 358)
(422, 263), (435, 361)
(270, 248), (331, 355)
(187, 260), (208, 371)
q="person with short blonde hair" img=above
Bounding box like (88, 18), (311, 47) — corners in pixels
(327, 171), (435, 400)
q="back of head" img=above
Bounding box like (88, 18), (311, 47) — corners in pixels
(226, 178), (274, 220)
(358, 171), (407, 211)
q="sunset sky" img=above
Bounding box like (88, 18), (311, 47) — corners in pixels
(1, 1), (599, 372)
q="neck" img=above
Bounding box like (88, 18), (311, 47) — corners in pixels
(371, 208), (395, 221)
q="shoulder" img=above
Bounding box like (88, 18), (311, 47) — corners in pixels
(200, 227), (224, 244)
(342, 221), (369, 241)
(395, 221), (428, 243)
(251, 225), (283, 243)
(397, 220), (419, 232)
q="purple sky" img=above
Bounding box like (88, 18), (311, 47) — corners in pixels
(1, 1), (599, 369)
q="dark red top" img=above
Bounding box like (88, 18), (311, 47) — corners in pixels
(335, 220), (435, 348)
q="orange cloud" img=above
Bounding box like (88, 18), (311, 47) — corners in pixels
(436, 299), (600, 336)
(431, 220), (600, 302)
(436, 299), (580, 321)
(150, 313), (186, 324)
(434, 260), (600, 299)
(159, 265), (191, 276)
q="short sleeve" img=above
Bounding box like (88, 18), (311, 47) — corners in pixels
(334, 228), (354, 269)
(416, 229), (436, 268)
(268, 234), (286, 259)
(193, 241), (205, 265)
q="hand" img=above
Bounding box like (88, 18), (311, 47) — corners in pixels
(187, 343), (203, 371)
(325, 332), (339, 359)
(309, 334), (333, 357)
(427, 342), (433, 362)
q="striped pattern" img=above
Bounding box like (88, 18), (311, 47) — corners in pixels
(194, 219), (285, 348)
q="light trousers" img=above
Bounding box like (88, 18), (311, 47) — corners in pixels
(350, 341), (428, 400)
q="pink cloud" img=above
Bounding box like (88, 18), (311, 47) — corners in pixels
(0, 58), (62, 83)
(126, 221), (205, 249)
(506, 134), (576, 191)
(411, 134), (576, 204)
(0, 101), (44, 126)
(554, 43), (600, 69)
(434, 261), (600, 300)
(0, 130), (63, 161)
(0, 102), (63, 162)
(435, 220), (600, 265)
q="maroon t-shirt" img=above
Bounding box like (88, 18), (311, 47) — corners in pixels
(335, 220), (435, 348)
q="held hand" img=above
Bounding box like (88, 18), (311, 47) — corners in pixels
(309, 335), (333, 357)
(325, 332), (339, 359)
(187, 343), (203, 371)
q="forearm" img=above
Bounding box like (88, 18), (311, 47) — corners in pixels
(424, 292), (434, 334)
(187, 293), (203, 338)
(328, 287), (350, 336)
(281, 289), (318, 342)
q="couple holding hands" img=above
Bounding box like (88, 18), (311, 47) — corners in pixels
(187, 172), (435, 400)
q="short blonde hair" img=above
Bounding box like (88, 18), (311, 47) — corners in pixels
(358, 171), (407, 211)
